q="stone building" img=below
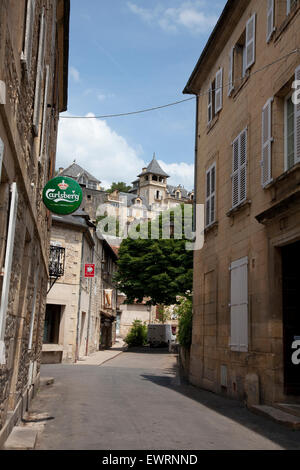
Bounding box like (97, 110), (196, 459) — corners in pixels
(43, 210), (119, 363)
(0, 0), (69, 445)
(184, 0), (300, 407)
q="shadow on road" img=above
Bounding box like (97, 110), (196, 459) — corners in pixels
(140, 369), (300, 450)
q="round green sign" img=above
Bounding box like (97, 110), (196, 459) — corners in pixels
(42, 176), (83, 215)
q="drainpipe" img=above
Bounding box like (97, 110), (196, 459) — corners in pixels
(75, 232), (85, 362)
(85, 235), (95, 356)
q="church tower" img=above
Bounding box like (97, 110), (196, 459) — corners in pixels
(138, 153), (169, 206)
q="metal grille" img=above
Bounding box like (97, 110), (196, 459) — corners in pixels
(49, 245), (65, 278)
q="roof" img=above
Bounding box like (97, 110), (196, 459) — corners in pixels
(138, 154), (169, 178)
(183, 0), (248, 94)
(60, 162), (101, 183)
(166, 185), (190, 199)
(119, 192), (150, 210)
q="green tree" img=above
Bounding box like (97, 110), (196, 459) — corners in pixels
(113, 205), (193, 306)
(173, 295), (193, 349)
(125, 320), (148, 348)
(107, 182), (132, 193)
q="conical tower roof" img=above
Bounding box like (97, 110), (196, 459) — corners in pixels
(138, 153), (169, 178)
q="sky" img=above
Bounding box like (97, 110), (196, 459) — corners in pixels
(56, 0), (227, 190)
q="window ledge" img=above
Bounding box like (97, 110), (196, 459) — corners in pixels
(226, 199), (252, 218)
(274, 4), (300, 43)
(207, 113), (219, 134)
(204, 220), (218, 235)
(264, 162), (300, 188)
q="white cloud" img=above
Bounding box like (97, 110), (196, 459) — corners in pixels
(56, 114), (194, 190)
(127, 1), (218, 34)
(70, 66), (80, 83)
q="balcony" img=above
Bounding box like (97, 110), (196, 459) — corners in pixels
(48, 245), (66, 293)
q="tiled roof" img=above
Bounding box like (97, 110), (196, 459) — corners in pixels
(60, 162), (101, 183)
(138, 154), (169, 178)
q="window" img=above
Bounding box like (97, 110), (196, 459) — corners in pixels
(205, 163), (216, 227)
(208, 70), (223, 123)
(230, 257), (248, 352)
(176, 191), (180, 199)
(21, 0), (36, 74)
(284, 66), (300, 170)
(232, 129), (247, 208)
(261, 98), (273, 186)
(33, 8), (46, 136)
(228, 47), (234, 97)
(267, 0), (275, 42)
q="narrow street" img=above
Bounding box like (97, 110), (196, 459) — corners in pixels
(29, 349), (300, 450)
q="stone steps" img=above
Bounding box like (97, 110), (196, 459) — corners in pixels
(250, 405), (300, 430)
(274, 403), (300, 418)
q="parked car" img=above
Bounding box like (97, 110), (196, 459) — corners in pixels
(147, 324), (176, 348)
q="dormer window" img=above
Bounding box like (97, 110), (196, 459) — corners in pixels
(176, 191), (181, 199)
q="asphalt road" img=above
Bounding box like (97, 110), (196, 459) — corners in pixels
(31, 348), (300, 450)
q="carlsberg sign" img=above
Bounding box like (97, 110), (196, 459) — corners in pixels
(43, 176), (83, 215)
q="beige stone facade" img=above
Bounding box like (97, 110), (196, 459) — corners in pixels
(44, 212), (119, 363)
(184, 0), (300, 405)
(0, 0), (69, 445)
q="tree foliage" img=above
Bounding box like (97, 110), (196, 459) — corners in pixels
(174, 295), (193, 349)
(107, 182), (132, 193)
(125, 320), (148, 348)
(114, 206), (193, 306)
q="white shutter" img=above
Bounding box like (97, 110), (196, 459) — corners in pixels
(21, 0), (36, 74)
(205, 164), (216, 227)
(228, 47), (234, 97)
(294, 66), (300, 163)
(39, 65), (50, 161)
(239, 129), (247, 203)
(33, 9), (46, 136)
(232, 137), (240, 208)
(230, 257), (248, 352)
(261, 98), (273, 186)
(267, 0), (274, 42)
(215, 68), (223, 113)
(0, 138), (4, 182)
(0, 183), (18, 365)
(245, 14), (256, 70)
(208, 84), (213, 123)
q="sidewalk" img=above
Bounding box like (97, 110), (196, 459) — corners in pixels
(75, 338), (126, 366)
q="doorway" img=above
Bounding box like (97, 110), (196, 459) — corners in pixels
(43, 304), (61, 344)
(282, 241), (300, 395)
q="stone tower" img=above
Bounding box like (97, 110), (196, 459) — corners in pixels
(138, 153), (169, 206)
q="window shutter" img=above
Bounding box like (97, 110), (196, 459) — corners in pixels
(245, 14), (256, 70)
(228, 47), (234, 97)
(294, 66), (300, 164)
(230, 257), (248, 352)
(215, 68), (223, 113)
(267, 0), (274, 42)
(0, 183), (18, 365)
(0, 138), (4, 182)
(33, 9), (46, 136)
(232, 137), (240, 208)
(208, 84), (213, 123)
(205, 164), (216, 227)
(261, 98), (273, 186)
(39, 65), (50, 162)
(21, 0), (36, 74)
(239, 129), (247, 203)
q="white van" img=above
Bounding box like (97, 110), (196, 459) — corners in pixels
(147, 324), (176, 348)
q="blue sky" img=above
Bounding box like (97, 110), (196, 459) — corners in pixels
(57, 0), (227, 189)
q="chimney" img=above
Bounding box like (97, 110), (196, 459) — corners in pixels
(59, 167), (64, 173)
(142, 168), (147, 173)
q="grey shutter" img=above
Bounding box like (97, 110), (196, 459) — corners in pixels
(205, 164), (216, 227)
(267, 0), (274, 42)
(208, 84), (213, 123)
(261, 98), (273, 186)
(245, 14), (256, 70)
(21, 0), (36, 74)
(239, 129), (247, 203)
(228, 47), (234, 97)
(0, 183), (18, 365)
(232, 137), (240, 208)
(294, 66), (300, 163)
(230, 257), (248, 352)
(39, 65), (50, 161)
(215, 68), (223, 113)
(0, 138), (4, 182)
(33, 9), (46, 136)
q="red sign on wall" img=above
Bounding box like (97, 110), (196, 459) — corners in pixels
(85, 264), (95, 278)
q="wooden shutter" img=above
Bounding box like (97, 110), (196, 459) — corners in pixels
(230, 257), (248, 352)
(267, 0), (274, 42)
(215, 68), (223, 113)
(0, 138), (3, 182)
(205, 164), (216, 227)
(39, 65), (50, 161)
(208, 84), (213, 123)
(245, 14), (256, 70)
(228, 47), (234, 97)
(33, 9), (46, 136)
(0, 183), (18, 365)
(21, 0), (36, 74)
(239, 129), (247, 203)
(294, 66), (300, 164)
(232, 137), (240, 208)
(261, 98), (273, 186)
